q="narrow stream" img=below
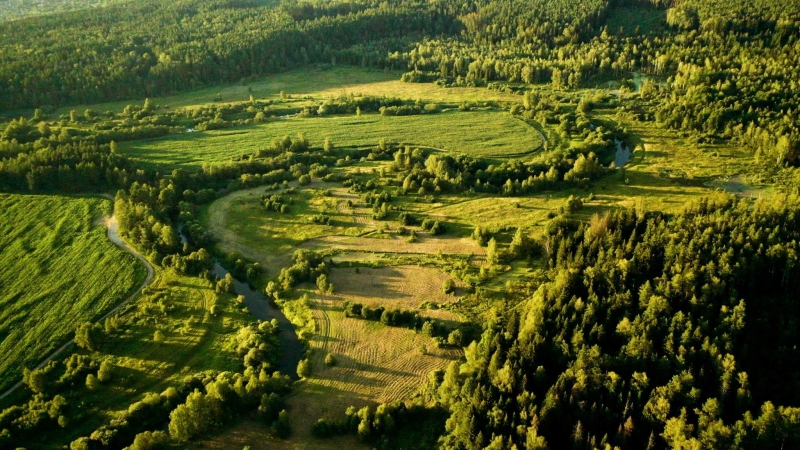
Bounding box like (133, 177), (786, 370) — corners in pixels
(614, 138), (631, 167)
(181, 231), (303, 379)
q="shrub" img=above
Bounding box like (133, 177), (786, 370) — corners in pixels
(325, 353), (337, 366)
(442, 279), (456, 294)
(271, 410), (291, 438)
(297, 359), (311, 378)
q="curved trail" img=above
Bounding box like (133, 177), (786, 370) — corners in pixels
(0, 199), (155, 402)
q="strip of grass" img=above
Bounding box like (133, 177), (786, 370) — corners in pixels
(118, 111), (542, 169)
(0, 194), (146, 392)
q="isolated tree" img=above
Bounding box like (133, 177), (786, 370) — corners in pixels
(97, 360), (113, 382)
(486, 238), (499, 266)
(75, 322), (97, 351)
(447, 329), (464, 346)
(272, 410), (291, 438)
(442, 278), (456, 294)
(297, 359), (311, 378)
(509, 227), (530, 258)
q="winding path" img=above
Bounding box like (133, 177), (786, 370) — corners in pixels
(0, 199), (155, 401)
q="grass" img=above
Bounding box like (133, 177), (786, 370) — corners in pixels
(202, 181), (486, 271)
(0, 194), (146, 392)
(118, 110), (542, 169)
(44, 66), (521, 118)
(16, 267), (252, 448)
(198, 275), (462, 450)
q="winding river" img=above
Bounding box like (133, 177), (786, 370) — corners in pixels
(210, 262), (303, 380)
(1, 200), (303, 402)
(178, 226), (303, 380)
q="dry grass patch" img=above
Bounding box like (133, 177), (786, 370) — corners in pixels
(299, 234), (483, 256)
(327, 266), (463, 321)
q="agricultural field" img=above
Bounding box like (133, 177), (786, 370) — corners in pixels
(119, 110), (543, 169)
(0, 194), (145, 392)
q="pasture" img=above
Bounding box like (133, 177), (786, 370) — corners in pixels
(0, 194), (145, 392)
(46, 66), (520, 117)
(118, 110), (543, 169)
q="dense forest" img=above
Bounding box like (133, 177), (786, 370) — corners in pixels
(428, 198), (800, 449)
(1, 0), (798, 169)
(2, 0), (800, 448)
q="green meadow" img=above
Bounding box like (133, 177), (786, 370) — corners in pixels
(0, 194), (146, 392)
(119, 110), (543, 169)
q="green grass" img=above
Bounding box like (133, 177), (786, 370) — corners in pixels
(18, 268), (252, 448)
(42, 66), (521, 118)
(119, 110), (543, 169)
(0, 194), (146, 392)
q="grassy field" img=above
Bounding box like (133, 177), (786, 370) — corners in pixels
(0, 194), (146, 392)
(47, 66), (520, 117)
(202, 181), (485, 271)
(16, 266), (252, 448)
(118, 110), (542, 169)
(195, 267), (462, 450)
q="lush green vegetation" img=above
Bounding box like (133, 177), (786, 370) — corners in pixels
(0, 0), (124, 22)
(119, 111), (543, 169)
(0, 194), (145, 392)
(428, 197), (800, 449)
(1, 0), (800, 449)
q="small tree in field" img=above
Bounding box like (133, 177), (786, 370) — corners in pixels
(487, 238), (499, 266)
(272, 410), (291, 438)
(97, 361), (113, 382)
(297, 359), (311, 378)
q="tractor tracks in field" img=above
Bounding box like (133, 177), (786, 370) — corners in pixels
(0, 195), (154, 402)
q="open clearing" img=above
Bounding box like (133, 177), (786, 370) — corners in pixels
(119, 110), (542, 169)
(202, 182), (485, 272)
(48, 66), (520, 117)
(0, 194), (146, 392)
(326, 266), (463, 321)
